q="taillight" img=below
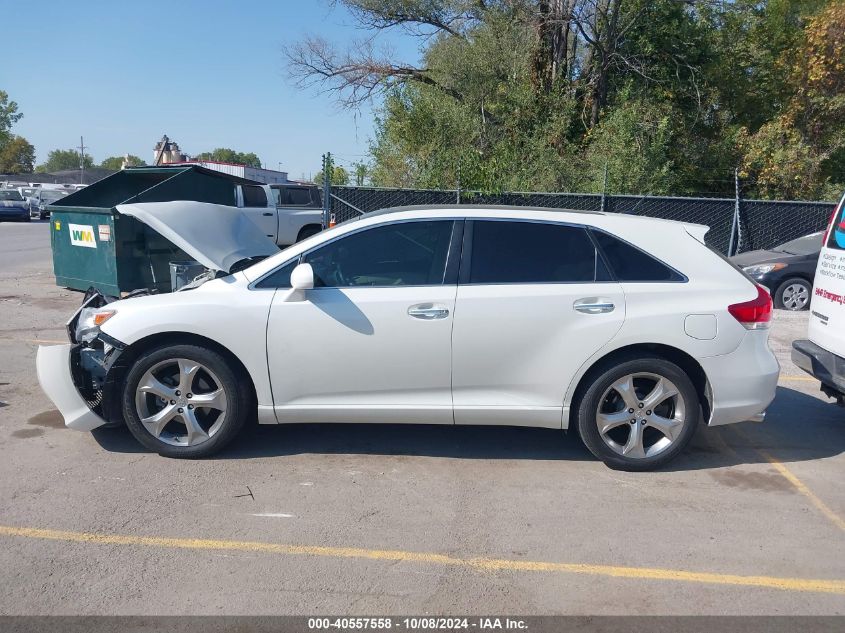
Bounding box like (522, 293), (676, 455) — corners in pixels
(728, 285), (773, 329)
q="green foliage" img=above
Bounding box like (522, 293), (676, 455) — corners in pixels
(36, 149), (94, 173)
(314, 165), (350, 186)
(0, 90), (35, 174)
(0, 136), (35, 174)
(354, 0), (844, 200)
(0, 90), (23, 147)
(100, 155), (146, 170)
(195, 148), (262, 168)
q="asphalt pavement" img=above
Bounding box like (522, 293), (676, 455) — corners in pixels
(0, 221), (843, 615)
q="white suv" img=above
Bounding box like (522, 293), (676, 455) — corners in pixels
(37, 206), (779, 470)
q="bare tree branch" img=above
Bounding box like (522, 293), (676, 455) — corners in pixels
(284, 36), (464, 107)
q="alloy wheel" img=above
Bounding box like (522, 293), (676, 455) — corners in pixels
(134, 358), (228, 447)
(781, 283), (809, 310)
(595, 372), (686, 459)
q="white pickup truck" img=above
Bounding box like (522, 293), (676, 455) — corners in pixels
(236, 182), (323, 246)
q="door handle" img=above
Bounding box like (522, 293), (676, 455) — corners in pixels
(262, 212), (274, 217)
(408, 304), (450, 320)
(573, 298), (615, 314)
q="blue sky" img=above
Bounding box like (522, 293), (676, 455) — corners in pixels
(3, 0), (421, 179)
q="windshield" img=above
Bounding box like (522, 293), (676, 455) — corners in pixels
(0, 191), (24, 201)
(41, 191), (67, 203)
(775, 231), (824, 256)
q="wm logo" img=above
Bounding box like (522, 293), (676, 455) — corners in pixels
(68, 223), (97, 249)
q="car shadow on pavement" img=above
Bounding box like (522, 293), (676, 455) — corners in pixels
(91, 386), (843, 469)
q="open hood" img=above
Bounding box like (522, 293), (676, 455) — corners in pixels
(116, 201), (278, 273)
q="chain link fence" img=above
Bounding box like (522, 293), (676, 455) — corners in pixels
(327, 185), (836, 254)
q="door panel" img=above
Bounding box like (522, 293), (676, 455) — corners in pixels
(267, 286), (456, 423)
(451, 283), (625, 427)
(265, 219), (459, 424)
(451, 219), (625, 428)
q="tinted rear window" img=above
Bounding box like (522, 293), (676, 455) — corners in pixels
(468, 220), (607, 284)
(242, 185), (267, 207)
(591, 229), (684, 282)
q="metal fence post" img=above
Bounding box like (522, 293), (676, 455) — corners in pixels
(600, 160), (608, 213)
(321, 152), (331, 230)
(456, 158), (461, 204)
(728, 167), (740, 256)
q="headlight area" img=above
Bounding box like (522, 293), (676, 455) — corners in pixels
(66, 290), (127, 425)
(742, 262), (786, 277)
(70, 332), (127, 426)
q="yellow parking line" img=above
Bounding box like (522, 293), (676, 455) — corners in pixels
(0, 524), (843, 595)
(728, 426), (845, 532)
(758, 451), (845, 532)
(779, 375), (818, 382)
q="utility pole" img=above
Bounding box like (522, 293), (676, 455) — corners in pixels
(77, 136), (87, 185)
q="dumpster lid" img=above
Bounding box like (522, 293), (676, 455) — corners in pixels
(116, 201), (278, 273)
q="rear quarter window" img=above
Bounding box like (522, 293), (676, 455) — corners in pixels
(591, 229), (685, 282)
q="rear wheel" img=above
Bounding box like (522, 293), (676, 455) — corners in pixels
(296, 224), (321, 242)
(774, 277), (811, 311)
(121, 344), (249, 458)
(576, 357), (700, 471)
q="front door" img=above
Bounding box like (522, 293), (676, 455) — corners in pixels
(266, 219), (461, 424)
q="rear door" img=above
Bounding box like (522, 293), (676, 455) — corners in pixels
(239, 185), (278, 241)
(809, 192), (845, 357)
(451, 219), (625, 428)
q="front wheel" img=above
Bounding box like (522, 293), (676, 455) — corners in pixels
(576, 357), (700, 471)
(121, 344), (249, 458)
(774, 277), (811, 311)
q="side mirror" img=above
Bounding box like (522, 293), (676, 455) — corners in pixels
(283, 263), (314, 301)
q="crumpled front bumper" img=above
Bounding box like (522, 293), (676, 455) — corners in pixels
(36, 344), (108, 431)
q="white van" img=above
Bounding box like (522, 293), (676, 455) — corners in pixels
(792, 190), (845, 404)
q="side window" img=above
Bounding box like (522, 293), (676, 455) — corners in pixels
(591, 229), (684, 282)
(242, 185), (268, 208)
(255, 259), (298, 289)
(468, 221), (601, 284)
(270, 188), (282, 206)
(303, 221), (454, 287)
(286, 187), (311, 206)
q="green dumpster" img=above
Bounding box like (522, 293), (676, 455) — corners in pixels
(48, 166), (255, 296)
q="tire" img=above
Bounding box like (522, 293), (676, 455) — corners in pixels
(296, 224), (321, 242)
(121, 344), (250, 458)
(774, 277), (811, 311)
(575, 356), (700, 471)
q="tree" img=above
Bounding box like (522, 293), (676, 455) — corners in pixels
(0, 136), (35, 174)
(194, 148), (262, 168)
(0, 90), (23, 147)
(314, 165), (350, 186)
(100, 155), (146, 170)
(352, 160), (369, 186)
(739, 0), (845, 199)
(0, 91), (34, 174)
(288, 0), (841, 200)
(36, 149), (94, 173)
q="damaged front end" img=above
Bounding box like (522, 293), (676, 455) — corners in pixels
(36, 291), (130, 430)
